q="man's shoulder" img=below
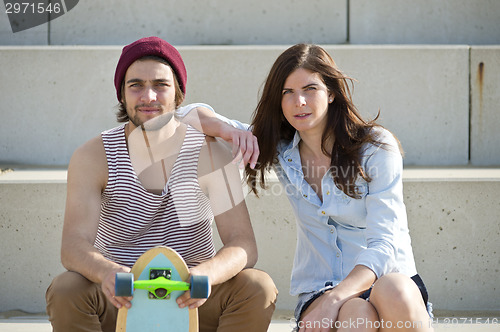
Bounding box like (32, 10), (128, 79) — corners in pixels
(70, 134), (107, 170)
(73, 124), (123, 160)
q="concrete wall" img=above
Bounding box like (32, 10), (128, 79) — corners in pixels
(1, 45), (489, 166)
(2, 0), (500, 46)
(1, 169), (499, 313)
(0, 174), (66, 313)
(470, 46), (500, 166)
(349, 0), (500, 45)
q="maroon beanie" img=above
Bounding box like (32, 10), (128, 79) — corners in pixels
(114, 36), (187, 102)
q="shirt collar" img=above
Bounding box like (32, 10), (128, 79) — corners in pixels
(282, 131), (302, 158)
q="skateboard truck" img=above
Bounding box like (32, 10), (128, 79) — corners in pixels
(115, 270), (210, 300)
(147, 268), (177, 299)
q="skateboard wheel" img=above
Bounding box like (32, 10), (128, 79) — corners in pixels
(190, 275), (209, 299)
(115, 273), (134, 297)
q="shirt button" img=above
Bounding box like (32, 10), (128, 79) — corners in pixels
(287, 158), (292, 162)
(330, 229), (334, 234)
(336, 252), (340, 257)
(303, 194), (308, 198)
(321, 211), (326, 215)
(326, 191), (330, 195)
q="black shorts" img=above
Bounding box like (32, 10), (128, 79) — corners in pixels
(359, 274), (429, 305)
(296, 274), (430, 322)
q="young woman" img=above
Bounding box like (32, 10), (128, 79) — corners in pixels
(182, 44), (433, 331)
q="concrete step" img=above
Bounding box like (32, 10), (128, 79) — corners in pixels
(2, 0), (499, 46)
(1, 45), (500, 166)
(1, 167), (499, 315)
(1, 310), (499, 332)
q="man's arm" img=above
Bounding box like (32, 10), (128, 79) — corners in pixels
(177, 104), (259, 169)
(61, 136), (132, 309)
(176, 137), (258, 309)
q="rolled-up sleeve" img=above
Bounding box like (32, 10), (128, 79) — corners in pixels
(355, 132), (404, 278)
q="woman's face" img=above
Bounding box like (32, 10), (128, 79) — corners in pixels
(281, 67), (333, 137)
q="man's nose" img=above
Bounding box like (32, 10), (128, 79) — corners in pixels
(141, 87), (157, 103)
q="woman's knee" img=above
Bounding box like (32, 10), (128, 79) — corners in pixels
(369, 273), (423, 315)
(338, 298), (379, 323)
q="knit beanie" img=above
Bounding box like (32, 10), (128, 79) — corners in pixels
(114, 36), (187, 102)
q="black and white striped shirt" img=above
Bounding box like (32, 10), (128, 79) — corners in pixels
(95, 124), (216, 268)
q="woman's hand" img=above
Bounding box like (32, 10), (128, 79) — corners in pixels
(299, 290), (342, 332)
(219, 125), (259, 169)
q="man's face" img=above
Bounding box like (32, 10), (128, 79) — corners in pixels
(122, 59), (177, 129)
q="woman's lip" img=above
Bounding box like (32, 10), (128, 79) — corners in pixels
(294, 113), (311, 118)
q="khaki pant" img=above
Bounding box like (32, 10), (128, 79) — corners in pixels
(46, 269), (277, 332)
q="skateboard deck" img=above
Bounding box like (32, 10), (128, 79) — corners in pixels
(115, 246), (209, 332)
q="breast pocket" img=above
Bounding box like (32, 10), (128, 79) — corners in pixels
(333, 183), (368, 228)
(334, 183), (368, 205)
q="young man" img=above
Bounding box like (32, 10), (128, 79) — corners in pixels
(46, 36), (277, 332)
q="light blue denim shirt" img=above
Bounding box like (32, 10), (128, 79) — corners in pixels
(177, 104), (418, 296)
(276, 129), (417, 295)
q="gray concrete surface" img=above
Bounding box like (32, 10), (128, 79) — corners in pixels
(0, 45), (484, 166)
(349, 0), (500, 45)
(1, 168), (499, 313)
(2, 0), (499, 46)
(470, 46), (500, 166)
(1, 311), (499, 332)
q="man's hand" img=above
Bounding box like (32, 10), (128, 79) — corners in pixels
(176, 271), (211, 310)
(101, 267), (133, 309)
(219, 125), (259, 170)
(176, 289), (209, 310)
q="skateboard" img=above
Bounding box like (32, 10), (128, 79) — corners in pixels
(115, 246), (210, 331)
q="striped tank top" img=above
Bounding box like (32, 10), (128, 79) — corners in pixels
(94, 124), (216, 268)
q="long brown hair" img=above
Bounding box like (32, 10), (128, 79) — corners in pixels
(246, 44), (398, 198)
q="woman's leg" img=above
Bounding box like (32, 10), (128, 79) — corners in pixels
(369, 273), (433, 331)
(298, 296), (378, 331)
(336, 298), (379, 332)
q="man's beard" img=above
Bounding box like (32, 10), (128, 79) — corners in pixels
(125, 102), (174, 131)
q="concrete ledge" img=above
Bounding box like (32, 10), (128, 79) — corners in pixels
(2, 0), (499, 46)
(0, 45), (482, 166)
(0, 310), (499, 332)
(48, 0), (347, 46)
(0, 179), (66, 313)
(1, 167), (499, 313)
(470, 46), (500, 165)
(350, 0), (500, 45)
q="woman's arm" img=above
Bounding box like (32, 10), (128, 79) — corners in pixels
(176, 104), (259, 169)
(299, 266), (376, 332)
(355, 130), (404, 278)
